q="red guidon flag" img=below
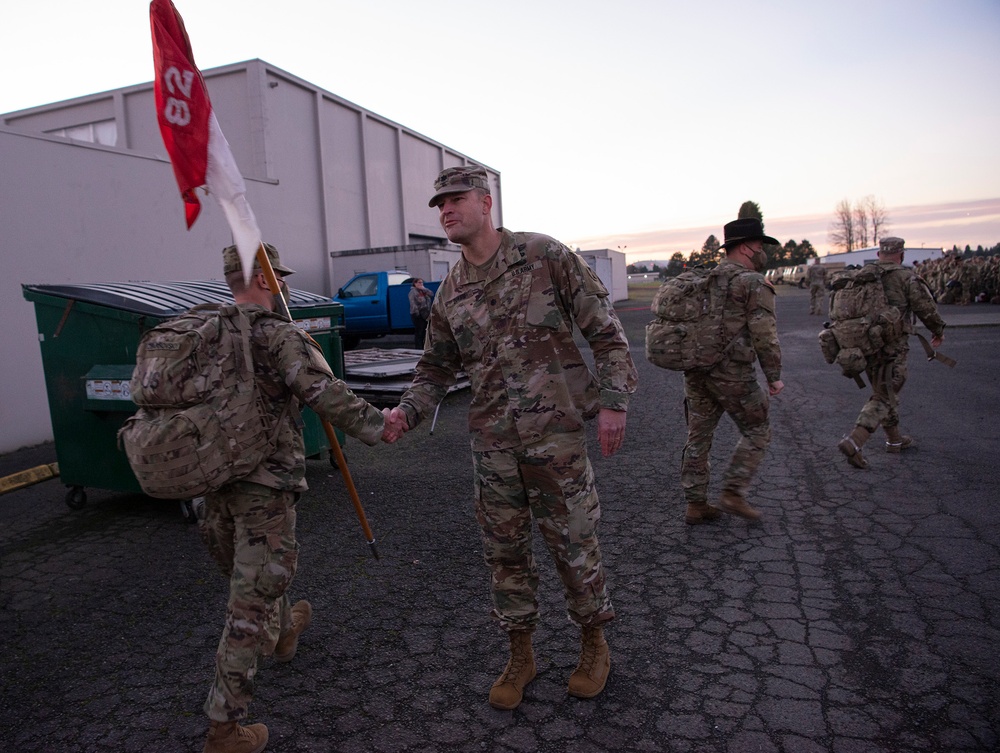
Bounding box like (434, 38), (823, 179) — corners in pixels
(149, 0), (261, 280)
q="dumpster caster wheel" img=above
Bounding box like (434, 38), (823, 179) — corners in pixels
(66, 486), (87, 510)
(180, 498), (201, 524)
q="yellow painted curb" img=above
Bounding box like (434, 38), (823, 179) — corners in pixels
(0, 463), (60, 495)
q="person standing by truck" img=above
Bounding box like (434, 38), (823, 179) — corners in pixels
(408, 278), (433, 349)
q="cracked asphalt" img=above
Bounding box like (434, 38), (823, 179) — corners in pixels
(1, 286), (998, 752)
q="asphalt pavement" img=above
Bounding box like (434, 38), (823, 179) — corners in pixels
(2, 286), (999, 753)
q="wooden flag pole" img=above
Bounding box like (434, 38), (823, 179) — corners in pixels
(255, 244), (380, 560)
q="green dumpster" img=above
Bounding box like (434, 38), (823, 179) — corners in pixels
(22, 280), (345, 514)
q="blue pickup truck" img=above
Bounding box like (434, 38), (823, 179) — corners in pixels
(333, 270), (441, 349)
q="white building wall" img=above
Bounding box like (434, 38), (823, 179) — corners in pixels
(0, 59), (498, 454)
(578, 248), (628, 303)
(3, 128), (240, 452)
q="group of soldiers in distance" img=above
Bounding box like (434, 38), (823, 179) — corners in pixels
(799, 246), (1000, 307)
(914, 252), (1000, 305)
(643, 241), (1000, 309)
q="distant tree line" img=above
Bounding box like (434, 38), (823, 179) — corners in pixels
(626, 198), (998, 280)
(626, 200), (819, 279)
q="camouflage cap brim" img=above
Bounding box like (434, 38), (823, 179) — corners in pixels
(222, 243), (296, 276)
(428, 166), (490, 207)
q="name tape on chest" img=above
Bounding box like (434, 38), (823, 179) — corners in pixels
(509, 260), (543, 279)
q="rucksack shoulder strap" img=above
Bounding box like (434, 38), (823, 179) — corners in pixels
(217, 304), (296, 445)
(711, 266), (746, 359)
(216, 305), (255, 377)
(712, 264), (748, 286)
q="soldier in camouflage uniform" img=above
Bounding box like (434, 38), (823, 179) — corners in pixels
(681, 218), (784, 525)
(806, 256), (828, 315)
(389, 166), (637, 710)
(199, 243), (390, 753)
(838, 237), (946, 469)
(407, 277), (433, 349)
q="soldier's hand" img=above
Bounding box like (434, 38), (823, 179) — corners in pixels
(768, 380), (784, 396)
(380, 408), (398, 443)
(597, 408), (627, 458)
(931, 334), (944, 349)
(381, 407), (410, 443)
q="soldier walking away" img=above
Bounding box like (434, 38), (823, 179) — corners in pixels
(200, 244), (393, 753)
(681, 218), (784, 525)
(386, 166), (638, 710)
(807, 256), (828, 315)
(838, 237), (946, 469)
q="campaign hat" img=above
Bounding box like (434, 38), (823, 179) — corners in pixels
(720, 218), (780, 250)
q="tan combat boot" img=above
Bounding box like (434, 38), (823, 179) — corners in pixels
(203, 720), (268, 753)
(717, 490), (761, 521)
(274, 600), (312, 663)
(685, 502), (722, 525)
(884, 425), (914, 453)
(838, 426), (871, 469)
(567, 625), (611, 699)
(489, 630), (536, 710)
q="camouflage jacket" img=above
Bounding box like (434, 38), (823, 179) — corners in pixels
(409, 285), (432, 317)
(876, 260), (947, 340)
(807, 264), (828, 287)
(707, 260), (782, 383)
(398, 228), (638, 452)
(235, 304), (384, 491)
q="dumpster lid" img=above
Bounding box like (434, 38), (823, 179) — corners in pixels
(22, 280), (334, 317)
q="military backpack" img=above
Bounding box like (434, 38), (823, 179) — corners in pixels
(119, 304), (285, 499)
(818, 264), (904, 378)
(645, 266), (741, 372)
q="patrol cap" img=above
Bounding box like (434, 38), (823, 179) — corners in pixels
(222, 242), (295, 276)
(428, 166), (490, 208)
(878, 237), (905, 255)
(720, 218), (780, 250)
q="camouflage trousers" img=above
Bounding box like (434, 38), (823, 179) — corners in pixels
(473, 430), (614, 632)
(855, 349), (909, 431)
(681, 372), (771, 505)
(809, 284), (825, 315)
(198, 481), (299, 722)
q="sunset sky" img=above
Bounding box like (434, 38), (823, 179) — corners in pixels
(2, 0), (997, 262)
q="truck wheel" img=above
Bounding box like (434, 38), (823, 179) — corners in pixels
(65, 486), (87, 510)
(343, 335), (361, 350)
